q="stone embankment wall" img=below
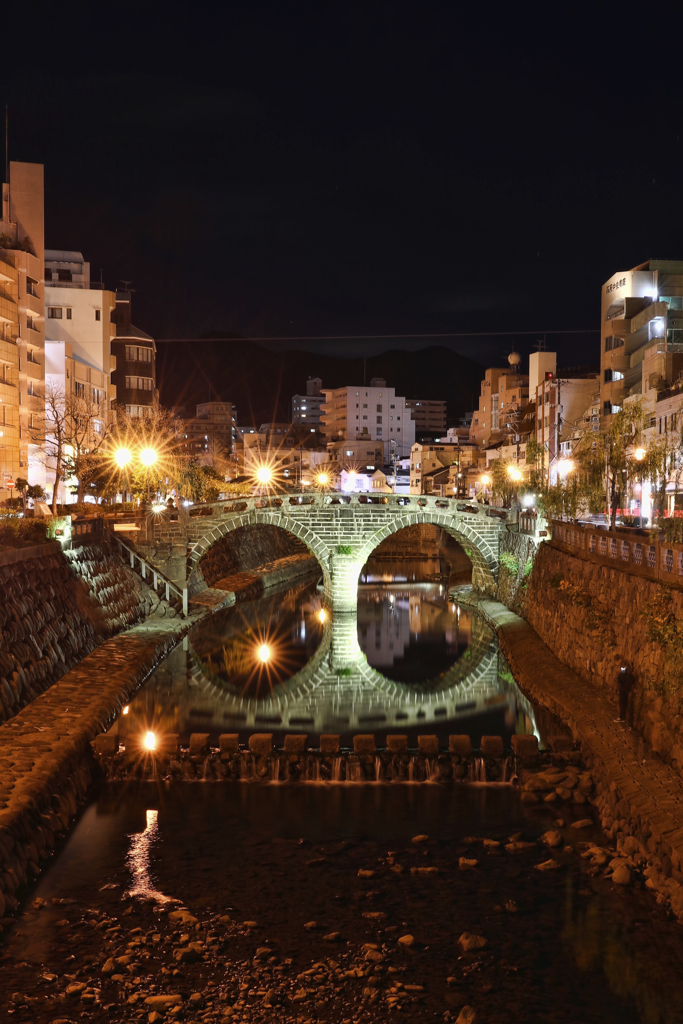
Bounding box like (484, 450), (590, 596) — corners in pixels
(0, 616), (191, 919)
(506, 541), (683, 779)
(0, 541), (169, 726)
(495, 530), (539, 609)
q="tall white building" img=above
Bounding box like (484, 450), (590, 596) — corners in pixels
(321, 377), (415, 457)
(292, 376), (324, 428)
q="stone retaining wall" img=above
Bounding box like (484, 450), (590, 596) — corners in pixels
(514, 542), (683, 779)
(0, 541), (170, 727)
(0, 615), (196, 920)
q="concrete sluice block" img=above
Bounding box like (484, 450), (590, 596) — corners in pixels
(96, 731), (516, 785)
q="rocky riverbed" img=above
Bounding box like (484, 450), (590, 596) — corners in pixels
(3, 762), (683, 1024)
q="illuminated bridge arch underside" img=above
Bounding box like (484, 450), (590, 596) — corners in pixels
(186, 496), (505, 609)
(184, 624), (520, 733)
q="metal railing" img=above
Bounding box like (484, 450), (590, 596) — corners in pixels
(104, 527), (188, 615)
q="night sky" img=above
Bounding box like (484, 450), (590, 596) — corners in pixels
(3, 4), (682, 373)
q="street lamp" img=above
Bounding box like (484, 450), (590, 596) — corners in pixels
(139, 447), (158, 501)
(114, 448), (132, 468)
(256, 466), (273, 485)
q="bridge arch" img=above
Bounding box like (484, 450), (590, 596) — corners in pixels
(354, 511), (498, 594)
(188, 511), (332, 594)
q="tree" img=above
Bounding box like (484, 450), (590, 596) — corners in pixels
(28, 382), (71, 515)
(14, 477), (29, 513)
(573, 399), (648, 530)
(65, 390), (111, 502)
(177, 461), (225, 503)
(108, 405), (185, 501)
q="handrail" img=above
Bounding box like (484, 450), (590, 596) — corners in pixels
(104, 526), (188, 616)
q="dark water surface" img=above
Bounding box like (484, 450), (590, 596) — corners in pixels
(3, 785), (683, 1023)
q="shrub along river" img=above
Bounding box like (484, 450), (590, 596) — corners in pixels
(2, 557), (683, 1023)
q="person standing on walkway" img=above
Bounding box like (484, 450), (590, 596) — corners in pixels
(613, 653), (635, 723)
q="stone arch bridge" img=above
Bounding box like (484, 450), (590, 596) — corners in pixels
(163, 494), (509, 611)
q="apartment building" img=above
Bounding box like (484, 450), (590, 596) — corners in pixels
(405, 398), (447, 438)
(44, 250), (116, 404)
(601, 260), (683, 427)
(292, 376), (324, 428)
(110, 290), (156, 416)
(0, 162), (45, 498)
(178, 401), (237, 457)
(410, 441), (475, 495)
(469, 358), (529, 446)
(530, 351), (599, 482)
(321, 377), (415, 455)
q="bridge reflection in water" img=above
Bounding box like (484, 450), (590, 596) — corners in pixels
(114, 576), (538, 745)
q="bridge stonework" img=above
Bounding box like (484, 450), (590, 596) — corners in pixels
(176, 494), (507, 610)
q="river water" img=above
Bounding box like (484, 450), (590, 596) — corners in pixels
(2, 557), (683, 1023)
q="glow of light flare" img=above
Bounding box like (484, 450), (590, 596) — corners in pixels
(144, 731), (156, 751)
(151, 503), (167, 514)
(507, 465), (523, 481)
(634, 447), (646, 461)
(316, 472), (329, 486)
(114, 448), (132, 468)
(317, 608), (327, 623)
(481, 474), (491, 486)
(258, 643), (271, 663)
(122, 706), (130, 715)
(140, 447), (158, 467)
(256, 466), (272, 484)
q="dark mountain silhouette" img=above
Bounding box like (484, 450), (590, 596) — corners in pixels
(156, 339), (483, 429)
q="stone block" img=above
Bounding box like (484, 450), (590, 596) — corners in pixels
(249, 733), (273, 756)
(418, 735), (439, 757)
(449, 735), (472, 757)
(480, 736), (504, 758)
(320, 734), (340, 754)
(549, 736), (574, 752)
(386, 735), (408, 755)
(189, 733), (210, 757)
(219, 734), (240, 755)
(353, 734), (376, 754)
(93, 733), (118, 756)
(511, 734), (539, 759)
(284, 734), (307, 754)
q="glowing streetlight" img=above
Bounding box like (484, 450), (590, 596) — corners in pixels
(258, 644), (271, 663)
(114, 448), (132, 468)
(507, 466), (523, 482)
(634, 447), (646, 461)
(144, 731), (156, 751)
(317, 608), (327, 624)
(255, 466), (272, 485)
(140, 448), (158, 467)
(481, 474), (491, 486)
(556, 459), (574, 477)
(316, 472), (329, 486)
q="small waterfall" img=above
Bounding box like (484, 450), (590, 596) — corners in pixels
(408, 756), (416, 782)
(374, 756), (383, 783)
(308, 757), (321, 782)
(469, 757), (486, 782)
(424, 759), (435, 783)
(240, 754), (251, 782)
(270, 757), (280, 783)
(202, 758), (209, 782)
(500, 756), (511, 783)
(331, 757), (342, 782)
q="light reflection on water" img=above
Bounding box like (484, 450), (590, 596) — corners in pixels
(125, 809), (177, 904)
(108, 558), (541, 746)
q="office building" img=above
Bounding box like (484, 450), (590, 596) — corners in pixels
(601, 260), (683, 427)
(0, 162), (45, 498)
(405, 398), (447, 438)
(292, 376), (324, 428)
(110, 290), (156, 416)
(321, 378), (415, 455)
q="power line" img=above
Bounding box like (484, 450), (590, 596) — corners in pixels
(157, 329), (599, 344)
